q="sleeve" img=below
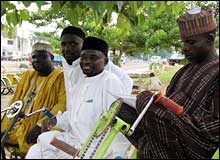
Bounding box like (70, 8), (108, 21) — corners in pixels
(36, 74), (67, 128)
(103, 75), (132, 158)
(55, 110), (71, 131)
(135, 85), (219, 156)
(102, 75), (125, 111)
(8, 70), (31, 105)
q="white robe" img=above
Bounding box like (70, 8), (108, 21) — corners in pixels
(105, 60), (133, 94)
(26, 70), (131, 159)
(62, 59), (133, 112)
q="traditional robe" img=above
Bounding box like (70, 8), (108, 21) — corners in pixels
(118, 58), (219, 159)
(1, 68), (66, 153)
(62, 58), (133, 112)
(26, 70), (131, 159)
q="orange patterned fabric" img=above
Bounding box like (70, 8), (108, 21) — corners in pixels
(177, 7), (217, 37)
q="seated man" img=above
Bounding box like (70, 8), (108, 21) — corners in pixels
(1, 42), (66, 154)
(60, 26), (133, 112)
(26, 37), (130, 159)
(118, 7), (219, 159)
(145, 72), (162, 92)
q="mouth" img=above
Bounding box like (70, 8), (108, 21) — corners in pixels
(33, 63), (42, 69)
(183, 53), (192, 59)
(64, 55), (74, 59)
(81, 65), (93, 73)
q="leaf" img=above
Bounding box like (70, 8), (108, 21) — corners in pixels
(1, 1), (16, 16)
(138, 14), (146, 27)
(173, 2), (180, 16)
(117, 1), (124, 12)
(22, 1), (32, 8)
(156, 2), (166, 15)
(129, 1), (137, 12)
(167, 1), (172, 6)
(83, 1), (105, 13)
(65, 8), (78, 25)
(116, 13), (130, 35)
(51, 1), (61, 13)
(75, 4), (84, 17)
(36, 1), (45, 9)
(20, 9), (29, 20)
(143, 1), (152, 8)
(6, 13), (11, 25)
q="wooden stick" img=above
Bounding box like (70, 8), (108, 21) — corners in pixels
(50, 137), (79, 158)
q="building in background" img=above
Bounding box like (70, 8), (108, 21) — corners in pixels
(1, 27), (35, 61)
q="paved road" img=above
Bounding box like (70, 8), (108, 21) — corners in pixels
(1, 60), (169, 109)
(121, 60), (150, 74)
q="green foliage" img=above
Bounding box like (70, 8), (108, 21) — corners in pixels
(33, 32), (61, 55)
(1, 1), (219, 56)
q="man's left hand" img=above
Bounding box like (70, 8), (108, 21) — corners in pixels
(26, 125), (42, 144)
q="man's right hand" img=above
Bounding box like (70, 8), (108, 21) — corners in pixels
(41, 116), (57, 132)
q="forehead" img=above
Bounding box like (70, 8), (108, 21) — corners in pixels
(181, 33), (206, 41)
(81, 49), (103, 56)
(31, 51), (50, 56)
(61, 34), (83, 43)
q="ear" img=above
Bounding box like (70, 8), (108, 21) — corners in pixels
(51, 54), (54, 60)
(207, 33), (215, 45)
(104, 57), (108, 65)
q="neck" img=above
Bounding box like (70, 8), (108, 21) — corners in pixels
(205, 48), (218, 62)
(39, 67), (54, 76)
(196, 48), (218, 65)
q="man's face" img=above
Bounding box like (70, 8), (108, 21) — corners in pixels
(80, 49), (107, 77)
(181, 34), (211, 63)
(31, 51), (53, 74)
(61, 34), (84, 65)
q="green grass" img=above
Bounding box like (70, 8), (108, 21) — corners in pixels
(156, 67), (180, 84)
(132, 66), (181, 86)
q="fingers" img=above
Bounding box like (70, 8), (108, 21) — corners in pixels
(41, 117), (57, 132)
(26, 125), (42, 144)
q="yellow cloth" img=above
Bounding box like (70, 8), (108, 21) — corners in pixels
(1, 67), (66, 153)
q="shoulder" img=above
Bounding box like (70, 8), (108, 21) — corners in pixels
(50, 68), (65, 80)
(103, 70), (120, 80)
(106, 61), (123, 72)
(106, 61), (131, 79)
(22, 69), (35, 77)
(53, 67), (64, 75)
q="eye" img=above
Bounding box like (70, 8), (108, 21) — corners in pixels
(32, 55), (36, 59)
(71, 42), (78, 46)
(90, 55), (98, 61)
(187, 40), (196, 45)
(61, 42), (65, 47)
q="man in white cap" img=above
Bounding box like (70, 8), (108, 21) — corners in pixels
(1, 42), (66, 154)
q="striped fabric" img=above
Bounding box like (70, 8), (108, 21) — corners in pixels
(117, 58), (219, 159)
(177, 7), (217, 37)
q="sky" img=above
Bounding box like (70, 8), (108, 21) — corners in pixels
(6, 1), (60, 38)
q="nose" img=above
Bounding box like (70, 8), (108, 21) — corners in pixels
(32, 57), (37, 62)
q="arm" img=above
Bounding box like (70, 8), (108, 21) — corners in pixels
(36, 74), (68, 130)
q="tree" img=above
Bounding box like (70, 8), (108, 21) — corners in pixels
(33, 32), (61, 54)
(1, 1), (219, 62)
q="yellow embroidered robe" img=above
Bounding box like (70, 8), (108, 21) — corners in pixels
(1, 67), (66, 153)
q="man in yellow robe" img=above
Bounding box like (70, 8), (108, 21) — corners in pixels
(1, 42), (66, 153)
